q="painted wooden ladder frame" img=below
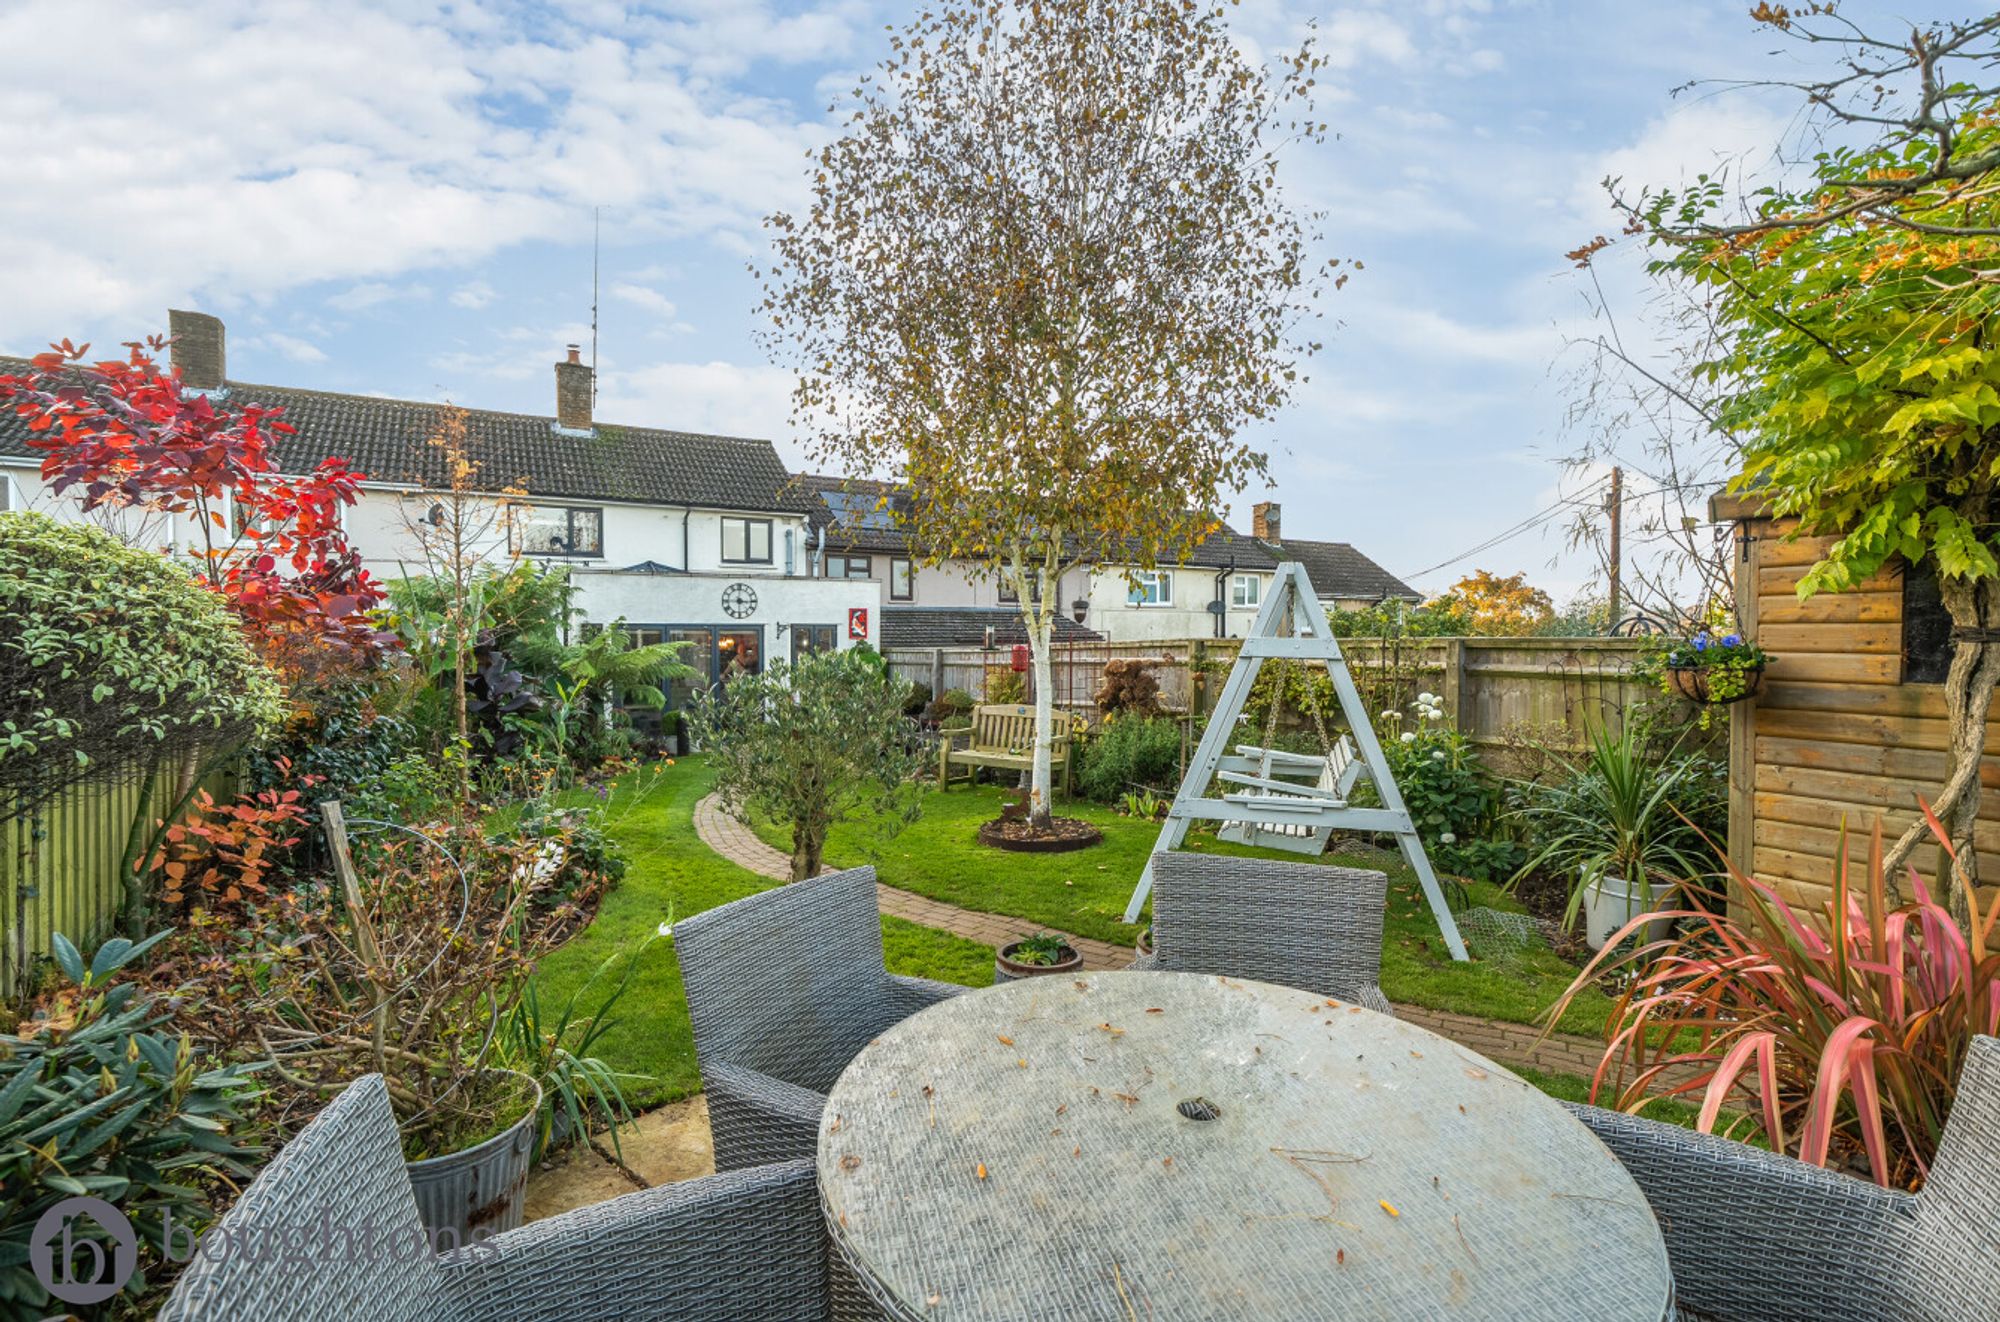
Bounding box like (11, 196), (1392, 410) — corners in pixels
(1122, 561), (1470, 961)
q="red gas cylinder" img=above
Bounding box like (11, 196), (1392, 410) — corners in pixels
(1010, 643), (1031, 672)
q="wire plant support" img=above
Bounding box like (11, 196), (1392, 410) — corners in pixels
(1123, 562), (1470, 961)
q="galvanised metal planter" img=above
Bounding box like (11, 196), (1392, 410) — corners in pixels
(404, 1070), (541, 1248)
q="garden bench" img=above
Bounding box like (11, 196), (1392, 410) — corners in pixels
(936, 703), (1080, 793)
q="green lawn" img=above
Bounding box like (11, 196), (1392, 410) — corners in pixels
(752, 781), (1623, 1038)
(528, 759), (993, 1107)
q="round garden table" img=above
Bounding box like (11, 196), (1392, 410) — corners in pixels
(817, 970), (1673, 1321)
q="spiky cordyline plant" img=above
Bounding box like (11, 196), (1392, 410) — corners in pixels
(1550, 806), (2000, 1190)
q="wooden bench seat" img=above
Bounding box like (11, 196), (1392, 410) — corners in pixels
(938, 704), (1081, 794)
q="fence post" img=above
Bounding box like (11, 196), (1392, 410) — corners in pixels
(1190, 639), (1208, 715)
(1441, 637), (1470, 731)
(929, 648), (944, 701)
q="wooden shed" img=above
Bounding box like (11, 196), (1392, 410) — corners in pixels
(1714, 490), (2000, 909)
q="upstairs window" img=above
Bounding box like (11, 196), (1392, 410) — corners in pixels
(722, 516), (772, 564)
(1231, 574), (1261, 608)
(1128, 569), (1173, 607)
(827, 554), (873, 580)
(890, 556), (914, 601)
(998, 571), (1041, 604)
(511, 504), (603, 557)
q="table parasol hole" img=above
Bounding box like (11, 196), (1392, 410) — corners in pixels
(1176, 1097), (1222, 1122)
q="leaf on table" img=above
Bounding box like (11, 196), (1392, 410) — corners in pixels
(840, 1154), (862, 1172)
(976, 1162), (988, 1180)
(1379, 1200), (1400, 1218)
(997, 1035), (1014, 1046)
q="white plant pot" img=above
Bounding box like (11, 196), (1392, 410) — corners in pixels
(1582, 875), (1675, 951)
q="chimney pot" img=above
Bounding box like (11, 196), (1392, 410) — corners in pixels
(168, 309), (226, 391)
(555, 346), (593, 431)
(1252, 500), (1281, 543)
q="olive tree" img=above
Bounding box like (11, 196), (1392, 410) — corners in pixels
(689, 649), (922, 880)
(757, 0), (1339, 828)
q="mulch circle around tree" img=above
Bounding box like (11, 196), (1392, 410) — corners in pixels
(976, 816), (1104, 853)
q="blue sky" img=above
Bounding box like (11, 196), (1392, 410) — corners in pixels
(0, 1), (1971, 603)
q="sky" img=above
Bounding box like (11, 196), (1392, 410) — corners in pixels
(0, 1), (1975, 606)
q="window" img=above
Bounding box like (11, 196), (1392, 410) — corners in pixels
(510, 504), (603, 557)
(1903, 561), (1953, 684)
(722, 517), (772, 564)
(997, 571), (1040, 604)
(0, 472), (16, 512)
(792, 624), (838, 662)
(826, 554), (873, 580)
(1231, 574), (1261, 608)
(1128, 569), (1173, 607)
(890, 557), (914, 601)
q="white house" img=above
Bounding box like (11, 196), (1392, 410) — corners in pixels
(797, 473), (1284, 645)
(0, 311), (879, 708)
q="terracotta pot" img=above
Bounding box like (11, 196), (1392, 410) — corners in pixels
(995, 940), (1083, 983)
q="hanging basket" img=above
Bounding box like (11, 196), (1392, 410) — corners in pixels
(1667, 664), (1764, 707)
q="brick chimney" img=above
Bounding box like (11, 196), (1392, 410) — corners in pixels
(168, 309), (225, 391)
(1252, 500), (1281, 542)
(554, 344), (593, 431)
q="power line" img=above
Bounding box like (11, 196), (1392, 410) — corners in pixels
(1399, 474), (1612, 583)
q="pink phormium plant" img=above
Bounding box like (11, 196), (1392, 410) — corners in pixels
(1550, 805), (2000, 1190)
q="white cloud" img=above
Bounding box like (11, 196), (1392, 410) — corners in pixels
(0, 0), (844, 344)
(327, 281), (426, 313)
(596, 359), (799, 452)
(252, 332), (328, 364)
(450, 280), (497, 310)
(610, 282), (678, 317)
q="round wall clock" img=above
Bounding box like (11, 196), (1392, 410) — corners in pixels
(721, 582), (758, 619)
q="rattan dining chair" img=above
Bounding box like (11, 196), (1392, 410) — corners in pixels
(1130, 851), (1395, 1013)
(160, 1074), (830, 1321)
(1567, 1034), (2000, 1322)
(675, 865), (965, 1170)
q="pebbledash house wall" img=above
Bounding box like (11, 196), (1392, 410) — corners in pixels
(1714, 490), (2000, 912)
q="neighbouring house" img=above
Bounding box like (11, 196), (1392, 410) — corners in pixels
(1710, 489), (1999, 910)
(797, 472), (1279, 643)
(1248, 501), (1420, 612)
(0, 310), (879, 712)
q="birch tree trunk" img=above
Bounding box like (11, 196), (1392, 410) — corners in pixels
(1029, 604), (1055, 829)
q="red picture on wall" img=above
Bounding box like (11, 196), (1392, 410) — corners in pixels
(847, 607), (868, 640)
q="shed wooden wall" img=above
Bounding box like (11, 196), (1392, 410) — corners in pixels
(1729, 511), (2000, 910)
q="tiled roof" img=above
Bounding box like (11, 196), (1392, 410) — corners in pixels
(793, 472), (1274, 571)
(1265, 538), (1420, 602)
(881, 606), (1103, 649)
(0, 357), (812, 516)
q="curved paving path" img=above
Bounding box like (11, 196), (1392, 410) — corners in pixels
(693, 793), (1134, 970)
(692, 794), (1645, 1082)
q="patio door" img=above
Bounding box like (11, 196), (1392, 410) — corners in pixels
(667, 628), (715, 710)
(717, 628), (763, 683)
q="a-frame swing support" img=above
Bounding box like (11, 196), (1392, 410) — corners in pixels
(1123, 562), (1470, 962)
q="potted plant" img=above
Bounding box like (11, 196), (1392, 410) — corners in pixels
(501, 944), (653, 1164)
(996, 931), (1083, 982)
(1661, 629), (1769, 707)
(1507, 724), (1715, 950)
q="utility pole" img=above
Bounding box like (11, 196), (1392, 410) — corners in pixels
(1605, 466), (1623, 629)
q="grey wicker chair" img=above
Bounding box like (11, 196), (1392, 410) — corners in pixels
(675, 865), (965, 1170)
(1567, 1034), (2000, 1322)
(161, 1074), (829, 1321)
(1130, 851), (1394, 1014)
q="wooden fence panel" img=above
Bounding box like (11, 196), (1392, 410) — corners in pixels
(3, 761), (236, 1000)
(886, 636), (1664, 773)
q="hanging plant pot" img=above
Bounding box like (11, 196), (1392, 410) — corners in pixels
(1667, 663), (1764, 706)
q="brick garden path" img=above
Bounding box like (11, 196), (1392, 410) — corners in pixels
(693, 793), (1626, 1082)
